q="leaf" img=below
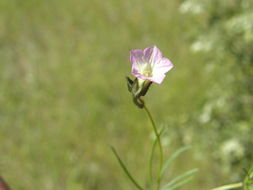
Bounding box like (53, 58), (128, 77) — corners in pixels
(162, 176), (194, 190)
(244, 166), (253, 190)
(160, 146), (191, 180)
(161, 168), (198, 190)
(110, 146), (144, 190)
(210, 182), (243, 190)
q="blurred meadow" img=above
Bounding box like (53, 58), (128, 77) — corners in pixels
(0, 0), (252, 189)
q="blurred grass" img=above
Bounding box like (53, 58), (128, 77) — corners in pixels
(0, 0), (221, 190)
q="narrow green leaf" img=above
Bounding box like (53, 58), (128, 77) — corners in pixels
(210, 182), (243, 190)
(244, 166), (253, 190)
(161, 168), (198, 190)
(110, 146), (144, 190)
(160, 146), (190, 180)
(162, 176), (194, 190)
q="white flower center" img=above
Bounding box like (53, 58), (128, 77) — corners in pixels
(139, 63), (153, 77)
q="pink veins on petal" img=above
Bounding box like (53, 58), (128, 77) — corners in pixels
(130, 46), (174, 84)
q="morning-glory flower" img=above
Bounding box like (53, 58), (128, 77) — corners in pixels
(130, 46), (173, 84)
(127, 46), (174, 108)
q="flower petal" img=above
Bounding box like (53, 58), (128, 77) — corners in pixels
(133, 73), (149, 81)
(130, 49), (144, 75)
(130, 49), (143, 64)
(143, 46), (163, 64)
(149, 74), (166, 84)
(133, 72), (166, 84)
(152, 57), (174, 75)
(130, 46), (173, 85)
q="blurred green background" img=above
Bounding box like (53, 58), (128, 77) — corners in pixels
(0, 0), (252, 189)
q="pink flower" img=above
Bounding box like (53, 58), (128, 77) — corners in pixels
(130, 46), (173, 84)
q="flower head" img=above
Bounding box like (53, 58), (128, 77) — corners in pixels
(127, 46), (174, 108)
(130, 46), (173, 84)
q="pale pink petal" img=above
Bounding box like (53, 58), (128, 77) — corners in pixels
(143, 46), (163, 64)
(130, 49), (144, 75)
(132, 73), (150, 81)
(152, 57), (174, 75)
(149, 74), (166, 84)
(132, 72), (165, 84)
(143, 46), (154, 62)
(130, 49), (143, 64)
(130, 46), (173, 84)
(131, 64), (139, 75)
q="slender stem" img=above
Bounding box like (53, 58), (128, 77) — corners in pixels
(148, 136), (157, 187)
(143, 103), (163, 190)
(210, 182), (243, 190)
(148, 128), (165, 188)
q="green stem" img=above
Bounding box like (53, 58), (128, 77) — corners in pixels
(148, 135), (157, 187)
(148, 129), (164, 188)
(210, 182), (243, 190)
(143, 103), (163, 190)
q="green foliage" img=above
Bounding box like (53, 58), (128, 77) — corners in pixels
(111, 146), (144, 190)
(244, 166), (253, 190)
(112, 138), (197, 190)
(210, 165), (253, 190)
(0, 0), (252, 189)
(0, 0), (202, 189)
(161, 168), (198, 190)
(111, 103), (196, 190)
(160, 146), (190, 180)
(180, 0), (253, 182)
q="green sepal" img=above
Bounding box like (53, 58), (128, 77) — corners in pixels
(126, 76), (152, 109)
(139, 80), (152, 96)
(133, 97), (144, 108)
(126, 76), (134, 92)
